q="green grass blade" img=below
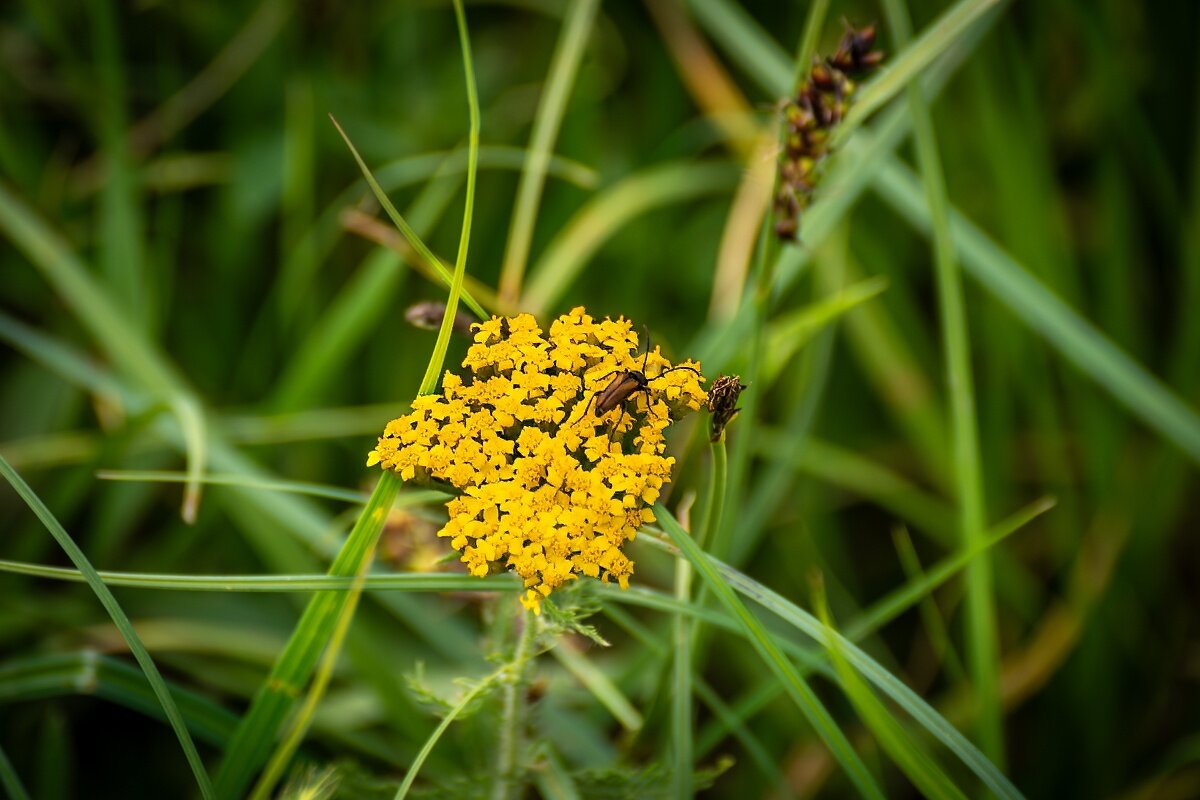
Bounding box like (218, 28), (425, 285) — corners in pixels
(0, 456), (215, 799)
(498, 0), (598, 306)
(393, 669), (501, 800)
(642, 530), (1026, 800)
(89, 0), (149, 333)
(551, 645), (643, 732)
(522, 162), (740, 315)
(813, 580), (970, 800)
(328, 116), (488, 321)
(0, 652), (239, 747)
(419, 0), (481, 395)
(845, 497), (1054, 641)
(873, 157), (1200, 464)
(96, 469), (381, 504)
(881, 0), (1001, 763)
(760, 276), (889, 384)
(685, 0), (791, 95)
(0, 742), (31, 800)
(654, 504), (885, 800)
(0, 559), (517, 593)
(211, 473), (399, 798)
(834, 0), (1008, 145)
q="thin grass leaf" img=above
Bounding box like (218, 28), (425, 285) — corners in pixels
(0, 743), (31, 800)
(880, 0), (1002, 762)
(834, 0), (1008, 145)
(641, 518), (1027, 800)
(211, 473), (399, 798)
(760, 276), (889, 384)
(845, 497), (1054, 641)
(0, 559), (518, 593)
(499, 0), (598, 306)
(551, 645), (643, 732)
(653, 504), (885, 799)
(418, 0), (481, 395)
(328, 115), (488, 321)
(522, 162), (740, 315)
(0, 456), (215, 799)
(813, 579), (970, 800)
(874, 157), (1200, 465)
(0, 652), (239, 747)
(96, 469), (380, 504)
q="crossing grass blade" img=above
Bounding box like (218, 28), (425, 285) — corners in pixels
(873, 158), (1200, 465)
(642, 505), (1030, 800)
(0, 455), (216, 799)
(654, 504), (885, 799)
(210, 473), (399, 798)
(813, 579), (970, 800)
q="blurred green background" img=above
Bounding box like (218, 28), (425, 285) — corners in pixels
(2, 0), (1199, 797)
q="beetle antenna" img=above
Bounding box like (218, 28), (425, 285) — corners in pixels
(640, 325), (651, 374)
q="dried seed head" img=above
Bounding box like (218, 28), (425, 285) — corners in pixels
(774, 22), (884, 242)
(706, 374), (748, 441)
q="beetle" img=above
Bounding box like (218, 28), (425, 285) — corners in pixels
(573, 331), (703, 437)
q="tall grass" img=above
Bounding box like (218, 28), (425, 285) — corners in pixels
(1, 1), (1196, 798)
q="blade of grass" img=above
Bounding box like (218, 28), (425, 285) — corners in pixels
(419, 0), (481, 395)
(498, 0), (598, 307)
(0, 559), (518, 593)
(522, 161), (740, 315)
(874, 157), (1200, 465)
(880, 0), (1001, 763)
(551, 644), (643, 732)
(654, 503), (885, 799)
(0, 743), (31, 800)
(813, 578), (970, 800)
(642, 512), (1026, 800)
(760, 276), (889, 384)
(393, 665), (506, 800)
(329, 116), (487, 321)
(96, 469), (380, 504)
(833, 0), (1007, 146)
(211, 473), (399, 797)
(0, 652), (239, 747)
(0, 455), (215, 799)
(891, 526), (965, 683)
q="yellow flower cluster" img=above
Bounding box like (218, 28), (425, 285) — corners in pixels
(367, 307), (707, 612)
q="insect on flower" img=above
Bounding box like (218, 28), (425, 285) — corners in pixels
(576, 330), (703, 436)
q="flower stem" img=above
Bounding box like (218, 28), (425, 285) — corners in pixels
(492, 606), (537, 800)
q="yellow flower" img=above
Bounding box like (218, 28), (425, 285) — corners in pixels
(368, 308), (707, 613)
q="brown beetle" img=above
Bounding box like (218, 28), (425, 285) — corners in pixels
(575, 333), (702, 435)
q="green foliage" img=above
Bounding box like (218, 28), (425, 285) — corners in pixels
(1, 0), (1196, 798)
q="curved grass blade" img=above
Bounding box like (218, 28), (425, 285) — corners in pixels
(419, 0), (481, 395)
(813, 580), (969, 800)
(645, 507), (1027, 800)
(211, 473), (399, 797)
(881, 0), (1000, 762)
(0, 559), (517, 593)
(329, 116), (487, 322)
(0, 742), (31, 800)
(0, 455), (215, 799)
(653, 504), (885, 799)
(0, 652), (239, 747)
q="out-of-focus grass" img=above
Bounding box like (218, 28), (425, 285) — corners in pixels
(2, 0), (1198, 798)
